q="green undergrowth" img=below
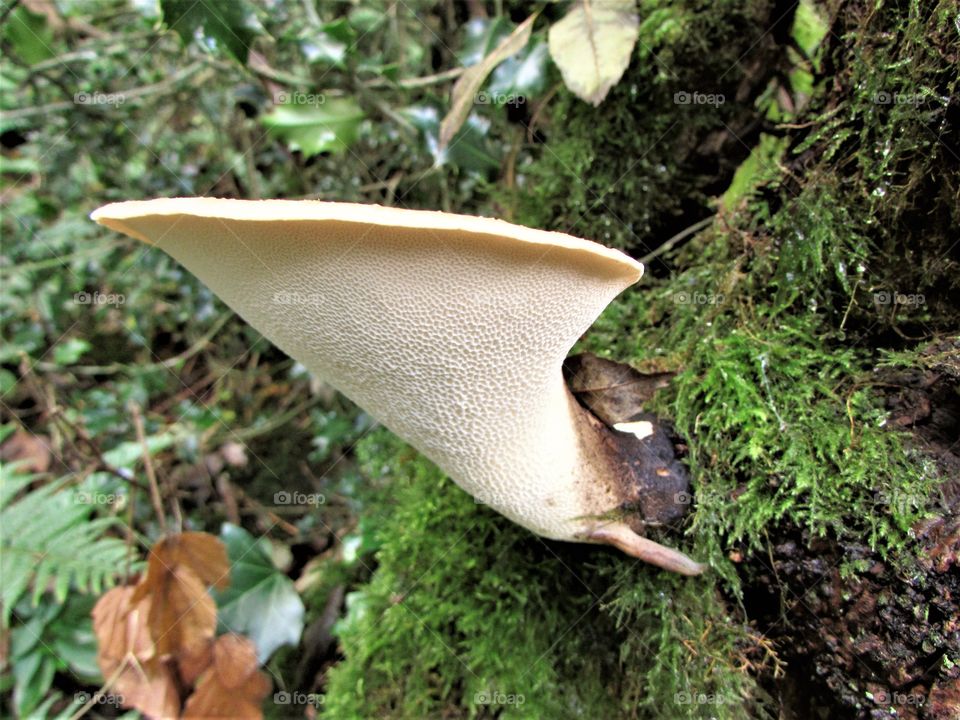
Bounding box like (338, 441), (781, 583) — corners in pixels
(322, 431), (764, 719)
(322, 1), (955, 718)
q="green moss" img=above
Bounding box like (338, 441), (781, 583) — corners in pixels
(322, 431), (623, 719)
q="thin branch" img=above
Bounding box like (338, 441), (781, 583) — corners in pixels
(639, 216), (715, 264)
(130, 402), (167, 534)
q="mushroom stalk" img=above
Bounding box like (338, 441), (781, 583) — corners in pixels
(91, 198), (704, 575)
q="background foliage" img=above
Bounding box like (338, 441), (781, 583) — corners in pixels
(2, 0), (957, 719)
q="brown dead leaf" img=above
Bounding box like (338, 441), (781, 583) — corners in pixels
(138, 532), (231, 591)
(564, 353), (675, 425)
(131, 533), (230, 657)
(438, 11), (539, 150)
(92, 586), (181, 719)
(182, 634), (271, 719)
(137, 565), (219, 658)
(177, 637), (214, 688)
(0, 429), (52, 473)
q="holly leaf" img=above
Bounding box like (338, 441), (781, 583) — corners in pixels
(488, 38), (550, 102)
(160, 0), (258, 63)
(214, 524), (304, 663)
(548, 0), (639, 106)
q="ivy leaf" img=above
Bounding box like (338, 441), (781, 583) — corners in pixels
(548, 0), (639, 106)
(214, 523), (304, 663)
(160, 0), (258, 63)
(262, 98), (365, 157)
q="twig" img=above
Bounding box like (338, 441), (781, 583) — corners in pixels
(130, 402), (167, 533)
(363, 66), (464, 89)
(639, 216), (715, 264)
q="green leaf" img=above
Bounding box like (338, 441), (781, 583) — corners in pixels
(262, 99), (365, 157)
(458, 16), (514, 66)
(301, 29), (348, 68)
(160, 0), (258, 63)
(4, 7), (56, 65)
(488, 37), (550, 103)
(214, 523), (304, 663)
(400, 105), (499, 173)
(791, 0), (829, 59)
(101, 431), (175, 470)
(548, 0), (639, 106)
(52, 338), (91, 365)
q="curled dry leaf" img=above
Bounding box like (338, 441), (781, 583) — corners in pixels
(182, 634), (272, 719)
(131, 532), (230, 657)
(438, 11), (539, 150)
(92, 586), (181, 720)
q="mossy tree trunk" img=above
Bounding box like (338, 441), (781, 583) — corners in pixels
(322, 2), (958, 718)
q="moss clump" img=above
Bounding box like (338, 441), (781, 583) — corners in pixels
(322, 430), (622, 719)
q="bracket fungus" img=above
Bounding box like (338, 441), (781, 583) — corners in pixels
(91, 198), (705, 576)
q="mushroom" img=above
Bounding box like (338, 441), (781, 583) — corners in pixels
(91, 198), (704, 575)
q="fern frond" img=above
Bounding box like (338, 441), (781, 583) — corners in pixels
(0, 462), (130, 626)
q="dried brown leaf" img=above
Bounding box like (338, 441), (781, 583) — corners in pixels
(438, 11), (539, 150)
(182, 634), (271, 719)
(92, 586), (181, 719)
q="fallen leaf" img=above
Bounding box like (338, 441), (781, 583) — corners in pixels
(131, 533), (230, 656)
(92, 586), (181, 719)
(439, 11), (539, 150)
(177, 637), (214, 687)
(564, 353), (675, 424)
(548, 0), (639, 106)
(0, 429), (52, 473)
(183, 634), (271, 719)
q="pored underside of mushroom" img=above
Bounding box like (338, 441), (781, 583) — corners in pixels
(91, 198), (705, 575)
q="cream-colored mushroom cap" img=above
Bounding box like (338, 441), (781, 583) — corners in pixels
(91, 198), (704, 575)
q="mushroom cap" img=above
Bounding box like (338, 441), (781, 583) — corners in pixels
(91, 199), (703, 571)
